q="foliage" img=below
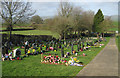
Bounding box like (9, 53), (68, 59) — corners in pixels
(58, 2), (73, 18)
(31, 15), (43, 24)
(0, 0), (36, 41)
(98, 16), (113, 32)
(92, 9), (104, 32)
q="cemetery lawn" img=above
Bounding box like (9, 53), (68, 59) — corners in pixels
(116, 37), (118, 47)
(1, 30), (59, 39)
(2, 37), (110, 76)
(116, 36), (120, 52)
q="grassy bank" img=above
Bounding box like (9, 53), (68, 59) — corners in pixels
(2, 37), (110, 76)
(1, 30), (59, 39)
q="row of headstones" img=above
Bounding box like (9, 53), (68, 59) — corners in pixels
(29, 38), (96, 57)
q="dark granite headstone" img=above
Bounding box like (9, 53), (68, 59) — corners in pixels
(61, 46), (64, 57)
(71, 43), (73, 54)
(77, 44), (79, 52)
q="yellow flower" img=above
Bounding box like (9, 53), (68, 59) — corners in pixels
(73, 57), (77, 62)
(76, 60), (80, 63)
(28, 50), (30, 53)
(33, 49), (35, 52)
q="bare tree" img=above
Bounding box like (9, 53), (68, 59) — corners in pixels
(57, 2), (74, 40)
(81, 10), (94, 32)
(52, 16), (72, 40)
(58, 2), (73, 18)
(0, 0), (36, 41)
(98, 16), (113, 38)
(71, 6), (83, 38)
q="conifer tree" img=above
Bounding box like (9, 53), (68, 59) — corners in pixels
(92, 9), (104, 32)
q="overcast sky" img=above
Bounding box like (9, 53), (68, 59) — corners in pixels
(31, 2), (118, 17)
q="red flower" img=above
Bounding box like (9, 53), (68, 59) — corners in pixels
(44, 56), (46, 58)
(56, 56), (58, 58)
(64, 60), (67, 63)
(12, 59), (14, 60)
(17, 57), (19, 60)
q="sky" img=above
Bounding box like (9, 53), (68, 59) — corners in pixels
(31, 2), (118, 17)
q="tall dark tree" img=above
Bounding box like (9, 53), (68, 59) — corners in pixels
(92, 9), (104, 33)
(0, 0), (36, 42)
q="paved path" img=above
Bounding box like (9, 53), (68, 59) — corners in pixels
(77, 37), (118, 76)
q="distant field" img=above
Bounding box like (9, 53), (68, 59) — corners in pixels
(1, 30), (59, 39)
(113, 21), (118, 27)
(108, 21), (118, 31)
(0, 26), (33, 30)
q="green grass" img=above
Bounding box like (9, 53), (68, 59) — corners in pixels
(0, 26), (33, 30)
(108, 21), (118, 31)
(2, 37), (110, 76)
(116, 37), (118, 47)
(116, 36), (120, 52)
(1, 30), (59, 39)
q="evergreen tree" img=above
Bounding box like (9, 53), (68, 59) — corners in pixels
(92, 9), (104, 33)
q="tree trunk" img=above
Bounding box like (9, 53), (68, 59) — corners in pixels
(64, 33), (66, 45)
(102, 33), (105, 41)
(79, 31), (82, 38)
(103, 33), (104, 38)
(97, 32), (99, 39)
(75, 31), (76, 35)
(88, 31), (89, 39)
(59, 34), (62, 41)
(9, 24), (12, 42)
(77, 31), (80, 39)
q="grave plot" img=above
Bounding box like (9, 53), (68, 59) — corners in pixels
(2, 37), (110, 76)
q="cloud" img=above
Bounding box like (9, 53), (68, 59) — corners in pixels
(31, 2), (118, 17)
(28, 0), (119, 2)
(32, 2), (59, 17)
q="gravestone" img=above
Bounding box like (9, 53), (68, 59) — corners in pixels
(61, 46), (64, 57)
(71, 43), (74, 54)
(77, 44), (79, 52)
(46, 43), (48, 51)
(56, 42), (58, 51)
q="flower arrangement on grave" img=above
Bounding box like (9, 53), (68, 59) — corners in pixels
(21, 46), (24, 49)
(72, 50), (76, 54)
(42, 45), (44, 47)
(41, 54), (67, 65)
(68, 57), (84, 66)
(54, 50), (56, 52)
(83, 53), (87, 56)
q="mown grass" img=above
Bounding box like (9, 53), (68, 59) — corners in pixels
(116, 37), (118, 47)
(108, 21), (118, 31)
(1, 30), (59, 39)
(2, 37), (110, 76)
(116, 36), (120, 52)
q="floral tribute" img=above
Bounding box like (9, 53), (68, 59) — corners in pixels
(41, 54), (67, 65)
